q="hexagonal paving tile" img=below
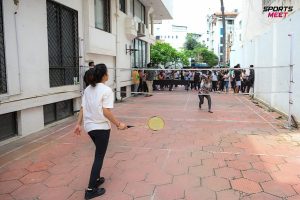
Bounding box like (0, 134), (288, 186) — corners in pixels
(44, 173), (74, 187)
(154, 184), (184, 200)
(202, 158), (226, 168)
(215, 167), (242, 179)
(11, 183), (47, 200)
(261, 180), (296, 198)
(48, 163), (76, 174)
(189, 165), (214, 177)
(173, 174), (200, 189)
(227, 160), (252, 170)
(231, 178), (262, 194)
(163, 161), (187, 176)
(0, 180), (22, 194)
(26, 161), (54, 172)
(112, 169), (147, 182)
(217, 190), (240, 200)
(202, 176), (231, 191)
(185, 187), (216, 200)
(20, 171), (50, 184)
(242, 169), (272, 182)
(271, 171), (300, 184)
(124, 181), (154, 198)
(145, 169), (172, 185)
(0, 194), (14, 200)
(241, 192), (282, 200)
(252, 161), (279, 172)
(39, 186), (74, 200)
(0, 169), (29, 181)
(260, 156), (285, 165)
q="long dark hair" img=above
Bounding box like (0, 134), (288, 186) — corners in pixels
(90, 64), (108, 87)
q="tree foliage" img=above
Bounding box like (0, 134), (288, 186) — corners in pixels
(183, 33), (218, 67)
(150, 42), (188, 67)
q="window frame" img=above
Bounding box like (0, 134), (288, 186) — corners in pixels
(0, 112), (18, 141)
(119, 0), (126, 14)
(131, 39), (147, 68)
(0, 0), (7, 94)
(95, 0), (111, 32)
(47, 0), (79, 88)
(133, 0), (145, 24)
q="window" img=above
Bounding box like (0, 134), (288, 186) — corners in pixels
(95, 0), (110, 32)
(220, 46), (224, 54)
(44, 100), (73, 125)
(156, 36), (160, 40)
(239, 34), (242, 41)
(121, 86), (126, 98)
(119, 0), (126, 13)
(220, 28), (224, 36)
(0, 112), (17, 141)
(47, 0), (79, 87)
(0, 0), (7, 94)
(133, 0), (145, 24)
(220, 37), (223, 44)
(239, 21), (242, 29)
(227, 20), (234, 24)
(176, 35), (178, 39)
(131, 39), (147, 68)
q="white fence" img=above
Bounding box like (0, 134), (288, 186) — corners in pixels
(231, 11), (300, 122)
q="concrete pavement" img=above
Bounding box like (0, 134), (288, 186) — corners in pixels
(1, 88), (300, 200)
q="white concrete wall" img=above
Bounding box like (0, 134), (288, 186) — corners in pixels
(0, 0), (83, 136)
(18, 107), (44, 137)
(231, 11), (300, 120)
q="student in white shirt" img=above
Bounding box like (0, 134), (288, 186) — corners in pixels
(74, 64), (127, 199)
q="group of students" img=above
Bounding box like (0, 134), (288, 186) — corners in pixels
(213, 64), (255, 94)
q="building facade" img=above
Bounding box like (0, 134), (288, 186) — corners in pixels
(154, 20), (188, 50)
(207, 11), (238, 66)
(0, 0), (172, 142)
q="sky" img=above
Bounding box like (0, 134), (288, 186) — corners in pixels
(170, 0), (243, 34)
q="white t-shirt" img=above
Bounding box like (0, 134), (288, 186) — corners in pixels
(82, 83), (114, 132)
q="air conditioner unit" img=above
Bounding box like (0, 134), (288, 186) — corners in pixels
(137, 22), (146, 37)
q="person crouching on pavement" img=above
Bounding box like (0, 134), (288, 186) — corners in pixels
(198, 75), (213, 113)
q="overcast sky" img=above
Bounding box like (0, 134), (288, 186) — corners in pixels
(170, 0), (243, 34)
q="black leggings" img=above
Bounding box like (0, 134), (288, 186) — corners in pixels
(88, 129), (110, 189)
(199, 94), (212, 110)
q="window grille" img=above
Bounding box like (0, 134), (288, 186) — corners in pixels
(47, 0), (79, 87)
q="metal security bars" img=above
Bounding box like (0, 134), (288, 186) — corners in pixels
(0, 112), (17, 141)
(43, 99), (73, 125)
(47, 0), (79, 87)
(0, 0), (7, 94)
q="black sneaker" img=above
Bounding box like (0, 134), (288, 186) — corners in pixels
(85, 188), (105, 200)
(199, 102), (202, 109)
(96, 177), (105, 188)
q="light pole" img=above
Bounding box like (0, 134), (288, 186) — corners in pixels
(220, 0), (226, 67)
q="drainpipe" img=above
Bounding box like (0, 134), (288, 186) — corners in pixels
(13, 0), (22, 95)
(114, 0), (119, 101)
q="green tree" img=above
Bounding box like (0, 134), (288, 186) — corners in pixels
(183, 33), (218, 67)
(150, 42), (188, 67)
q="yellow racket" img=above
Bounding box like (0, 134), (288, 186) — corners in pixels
(127, 116), (165, 131)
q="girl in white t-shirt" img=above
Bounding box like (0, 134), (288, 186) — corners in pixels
(74, 64), (127, 200)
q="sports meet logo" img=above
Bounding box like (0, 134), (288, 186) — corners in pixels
(263, 6), (293, 18)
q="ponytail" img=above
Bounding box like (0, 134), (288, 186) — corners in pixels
(90, 63), (108, 87)
(84, 68), (95, 87)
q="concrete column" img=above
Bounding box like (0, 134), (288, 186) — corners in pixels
(18, 107), (44, 137)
